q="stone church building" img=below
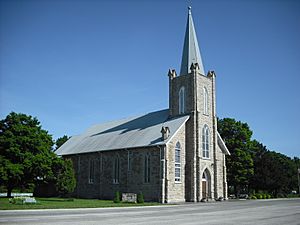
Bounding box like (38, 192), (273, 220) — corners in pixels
(56, 7), (230, 203)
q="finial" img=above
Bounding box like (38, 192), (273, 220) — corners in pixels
(190, 63), (199, 74)
(188, 6), (192, 14)
(207, 70), (216, 78)
(168, 69), (177, 79)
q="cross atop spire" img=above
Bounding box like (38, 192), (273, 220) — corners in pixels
(179, 7), (205, 76)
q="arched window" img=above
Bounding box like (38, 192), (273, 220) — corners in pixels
(144, 154), (150, 183)
(113, 155), (120, 184)
(88, 159), (95, 184)
(203, 87), (208, 115)
(175, 142), (181, 182)
(202, 125), (210, 158)
(179, 87), (185, 114)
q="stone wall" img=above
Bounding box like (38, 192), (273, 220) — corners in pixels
(215, 144), (226, 198)
(185, 115), (197, 202)
(66, 146), (161, 202)
(68, 152), (101, 199)
(168, 70), (227, 201)
(64, 69), (228, 203)
(169, 74), (193, 117)
(165, 123), (186, 203)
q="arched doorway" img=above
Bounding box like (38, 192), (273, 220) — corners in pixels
(202, 169), (211, 199)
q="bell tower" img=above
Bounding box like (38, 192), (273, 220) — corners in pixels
(168, 7), (219, 201)
(169, 6), (207, 117)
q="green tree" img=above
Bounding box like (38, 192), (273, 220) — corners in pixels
(56, 158), (76, 196)
(261, 152), (289, 196)
(249, 140), (268, 192)
(293, 157), (300, 194)
(218, 118), (254, 196)
(259, 151), (296, 196)
(250, 140), (298, 196)
(0, 112), (54, 197)
(55, 135), (70, 150)
(34, 155), (76, 197)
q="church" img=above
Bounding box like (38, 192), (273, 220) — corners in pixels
(56, 7), (230, 203)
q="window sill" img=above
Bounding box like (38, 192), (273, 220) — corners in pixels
(202, 157), (211, 160)
(175, 181), (182, 184)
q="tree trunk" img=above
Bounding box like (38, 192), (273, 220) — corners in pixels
(7, 186), (13, 198)
(234, 185), (238, 197)
(236, 185), (241, 197)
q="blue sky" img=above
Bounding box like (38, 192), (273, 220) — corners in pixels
(0, 0), (299, 157)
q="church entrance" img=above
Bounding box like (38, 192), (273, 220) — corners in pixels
(202, 169), (211, 199)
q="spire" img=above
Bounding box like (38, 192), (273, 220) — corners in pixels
(179, 7), (205, 76)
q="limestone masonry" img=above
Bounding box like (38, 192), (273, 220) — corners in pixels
(56, 7), (230, 203)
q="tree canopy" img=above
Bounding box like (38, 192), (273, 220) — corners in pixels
(218, 118), (254, 195)
(218, 117), (299, 197)
(250, 140), (299, 196)
(56, 158), (76, 196)
(55, 135), (70, 150)
(0, 112), (75, 197)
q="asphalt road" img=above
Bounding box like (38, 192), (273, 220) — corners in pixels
(1, 198), (299, 225)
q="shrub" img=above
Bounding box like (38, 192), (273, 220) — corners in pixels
(113, 191), (121, 203)
(262, 194), (267, 199)
(137, 193), (144, 203)
(277, 193), (286, 198)
(287, 193), (300, 198)
(256, 194), (262, 199)
(9, 197), (25, 205)
(56, 159), (76, 196)
(267, 194), (271, 199)
(250, 195), (257, 200)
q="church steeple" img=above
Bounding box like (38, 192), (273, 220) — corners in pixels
(179, 7), (205, 76)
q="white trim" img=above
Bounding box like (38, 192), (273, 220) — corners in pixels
(165, 116), (190, 145)
(202, 125), (210, 158)
(217, 132), (230, 155)
(174, 142), (181, 182)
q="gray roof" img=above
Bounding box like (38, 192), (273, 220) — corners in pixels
(56, 109), (190, 156)
(180, 7), (205, 76)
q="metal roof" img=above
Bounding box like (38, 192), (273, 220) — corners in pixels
(180, 7), (205, 76)
(55, 109), (190, 156)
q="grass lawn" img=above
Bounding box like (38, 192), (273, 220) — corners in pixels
(0, 197), (160, 210)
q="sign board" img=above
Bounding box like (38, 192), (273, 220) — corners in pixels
(122, 193), (137, 203)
